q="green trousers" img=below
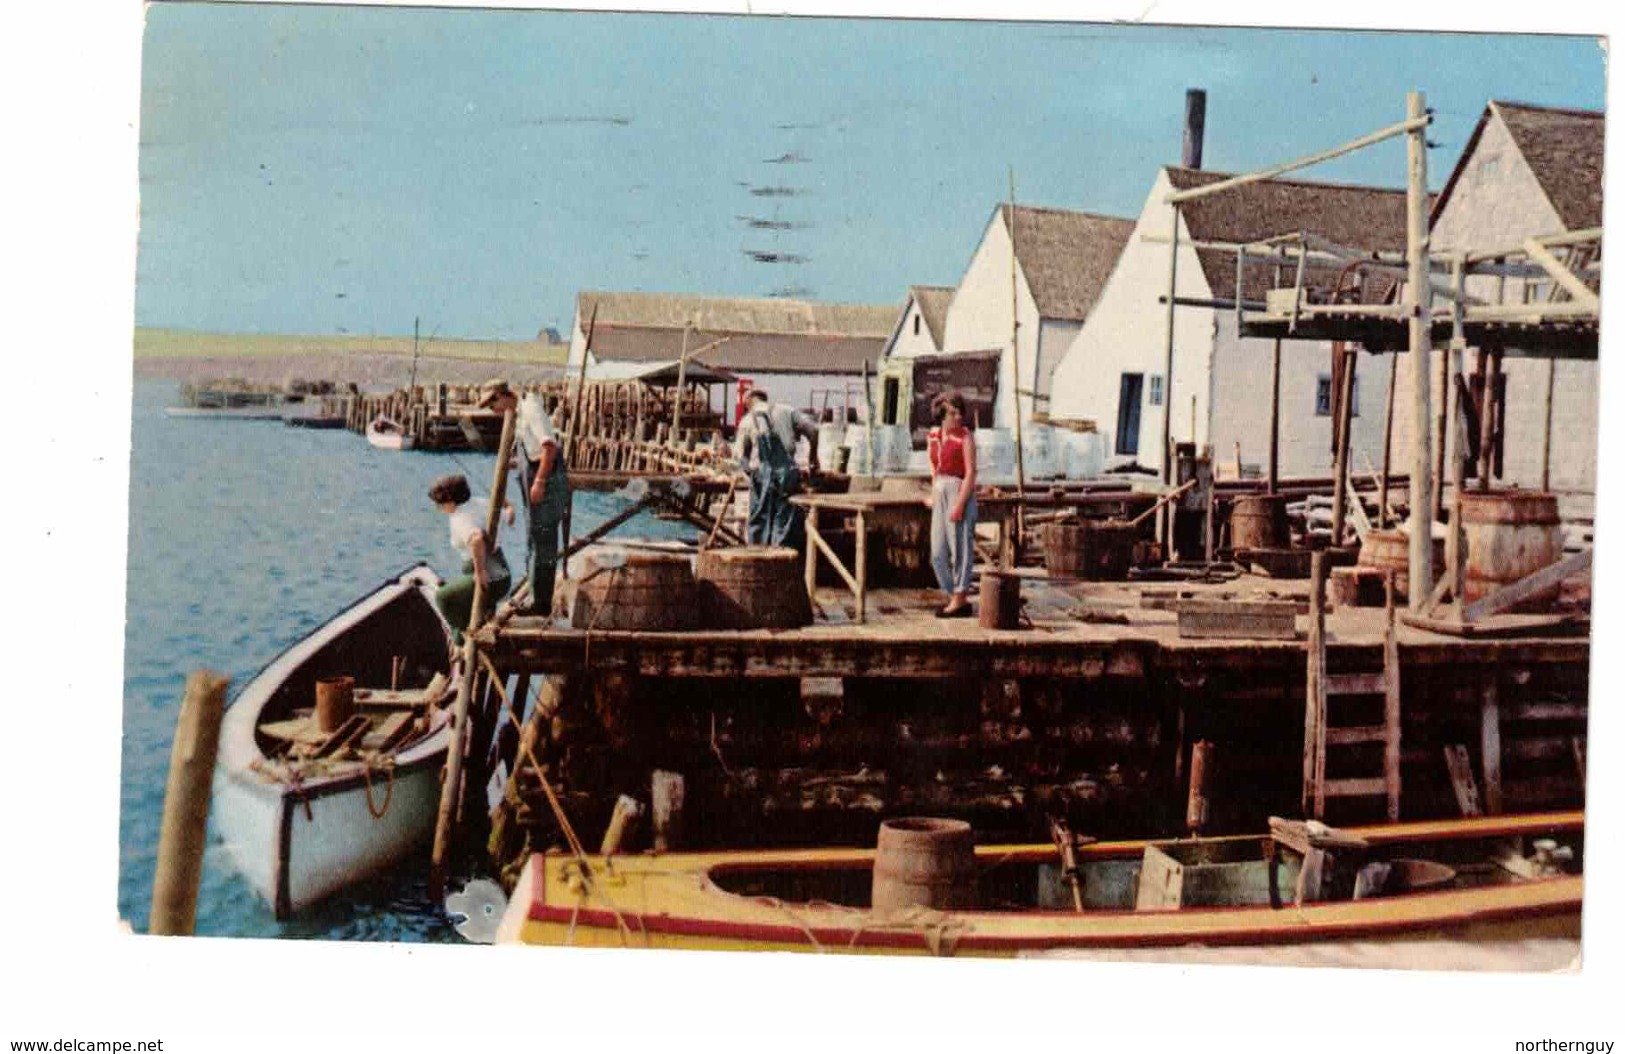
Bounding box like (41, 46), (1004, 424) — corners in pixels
(436, 550), (512, 644)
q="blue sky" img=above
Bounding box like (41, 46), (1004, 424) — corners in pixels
(134, 5), (1606, 339)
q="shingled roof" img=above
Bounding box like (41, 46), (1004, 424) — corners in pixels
(1165, 166), (1411, 303)
(908, 285), (955, 349)
(1432, 101), (1604, 233)
(576, 291), (897, 375)
(996, 205), (1136, 322)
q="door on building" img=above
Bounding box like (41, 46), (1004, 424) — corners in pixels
(882, 377), (901, 425)
(1116, 373), (1144, 456)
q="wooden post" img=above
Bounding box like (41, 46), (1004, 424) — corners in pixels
(1186, 741), (1214, 835)
(1404, 90), (1435, 611)
(149, 670), (230, 935)
(671, 325), (690, 449)
(1542, 357), (1556, 492)
(651, 770), (686, 852)
(1268, 338), (1282, 494)
(1159, 202), (1182, 555)
(1008, 173), (1028, 561)
(1303, 551), (1327, 816)
(1481, 674), (1502, 815)
(1379, 352), (1398, 529)
(1329, 347), (1357, 546)
(854, 508), (869, 622)
(1476, 349), (1495, 492)
(429, 409), (517, 900)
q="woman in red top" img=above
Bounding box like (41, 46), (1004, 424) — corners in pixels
(926, 391), (978, 617)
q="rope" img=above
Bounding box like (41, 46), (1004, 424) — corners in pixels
(361, 757), (397, 819)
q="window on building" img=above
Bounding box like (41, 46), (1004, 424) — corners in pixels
(913, 314), (921, 336)
(1148, 374), (1164, 407)
(1316, 375), (1361, 417)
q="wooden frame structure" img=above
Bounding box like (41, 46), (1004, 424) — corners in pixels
(1156, 91), (1600, 613)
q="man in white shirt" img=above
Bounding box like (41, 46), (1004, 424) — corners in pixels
(479, 379), (571, 616)
(734, 388), (819, 548)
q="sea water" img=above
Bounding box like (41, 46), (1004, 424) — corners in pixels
(118, 380), (697, 939)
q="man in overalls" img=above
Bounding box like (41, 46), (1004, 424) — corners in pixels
(735, 388), (819, 550)
(479, 379), (571, 616)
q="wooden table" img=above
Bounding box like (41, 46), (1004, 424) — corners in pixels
(791, 492), (931, 623)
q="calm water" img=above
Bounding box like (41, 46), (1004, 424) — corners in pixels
(119, 380), (696, 939)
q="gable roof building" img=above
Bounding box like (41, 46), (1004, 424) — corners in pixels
(569, 291), (897, 376)
(1049, 165), (1409, 479)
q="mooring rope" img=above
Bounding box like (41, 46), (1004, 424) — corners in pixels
(361, 756), (397, 819)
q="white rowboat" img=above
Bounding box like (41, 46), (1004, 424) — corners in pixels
(213, 565), (454, 918)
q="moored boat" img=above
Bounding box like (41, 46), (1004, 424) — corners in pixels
(166, 380), (288, 419)
(495, 812), (1583, 965)
(366, 415), (416, 450)
(213, 565), (455, 918)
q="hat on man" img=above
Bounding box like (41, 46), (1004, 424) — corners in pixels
(477, 379), (514, 408)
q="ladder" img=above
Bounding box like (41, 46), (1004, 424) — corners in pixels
(1304, 552), (1402, 820)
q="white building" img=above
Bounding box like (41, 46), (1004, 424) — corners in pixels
(1049, 167), (1409, 477)
(567, 291), (897, 424)
(933, 205), (1135, 431)
(1390, 100), (1602, 508)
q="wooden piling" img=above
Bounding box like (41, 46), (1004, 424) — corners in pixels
(1329, 347), (1357, 545)
(429, 409), (518, 901)
(149, 670), (230, 936)
(651, 770), (686, 853)
(1404, 90), (1435, 611)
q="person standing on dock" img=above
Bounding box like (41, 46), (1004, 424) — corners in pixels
(736, 387), (819, 549)
(478, 380), (571, 617)
(927, 391), (978, 618)
(428, 473), (514, 642)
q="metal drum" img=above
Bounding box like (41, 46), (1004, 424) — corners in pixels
(1229, 494), (1288, 552)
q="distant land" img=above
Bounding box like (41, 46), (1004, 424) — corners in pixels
(132, 328), (571, 389)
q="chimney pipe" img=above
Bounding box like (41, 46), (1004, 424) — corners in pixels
(1182, 89), (1207, 170)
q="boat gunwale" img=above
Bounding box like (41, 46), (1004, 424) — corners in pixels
(519, 812), (1585, 951)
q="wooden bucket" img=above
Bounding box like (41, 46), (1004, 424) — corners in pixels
(1357, 528), (1443, 603)
(1042, 520), (1137, 580)
(1229, 494), (1288, 552)
(978, 569), (1023, 630)
(696, 547), (813, 629)
(1461, 490), (1563, 612)
(570, 551), (700, 631)
(314, 675), (355, 734)
(871, 817), (978, 912)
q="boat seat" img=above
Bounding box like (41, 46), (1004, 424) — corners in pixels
(1264, 817), (1370, 908)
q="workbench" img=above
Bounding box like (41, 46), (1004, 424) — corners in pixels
(791, 492), (932, 623)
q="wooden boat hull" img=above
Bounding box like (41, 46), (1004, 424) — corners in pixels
(496, 813), (1583, 964)
(213, 566), (453, 918)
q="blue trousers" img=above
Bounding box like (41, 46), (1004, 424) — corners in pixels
(930, 476), (977, 597)
(520, 457), (570, 614)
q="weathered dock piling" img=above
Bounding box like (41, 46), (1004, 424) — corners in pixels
(150, 670), (230, 936)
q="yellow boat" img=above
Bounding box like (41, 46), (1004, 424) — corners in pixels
(495, 812), (1582, 965)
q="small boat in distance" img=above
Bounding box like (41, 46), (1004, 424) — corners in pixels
(213, 565), (456, 919)
(366, 415), (416, 450)
(497, 812), (1583, 967)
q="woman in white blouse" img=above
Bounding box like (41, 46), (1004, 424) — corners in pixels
(428, 473), (513, 642)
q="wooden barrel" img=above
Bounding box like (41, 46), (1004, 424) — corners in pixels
(696, 547), (813, 629)
(1229, 494), (1288, 552)
(871, 817), (978, 912)
(1041, 519), (1138, 580)
(1357, 528), (1443, 603)
(570, 551), (700, 631)
(1461, 490), (1563, 612)
(978, 569), (1022, 630)
(314, 675), (354, 734)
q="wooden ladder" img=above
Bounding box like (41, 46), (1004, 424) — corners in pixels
(1304, 553), (1402, 821)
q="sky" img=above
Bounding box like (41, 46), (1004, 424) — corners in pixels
(133, 6), (1606, 340)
